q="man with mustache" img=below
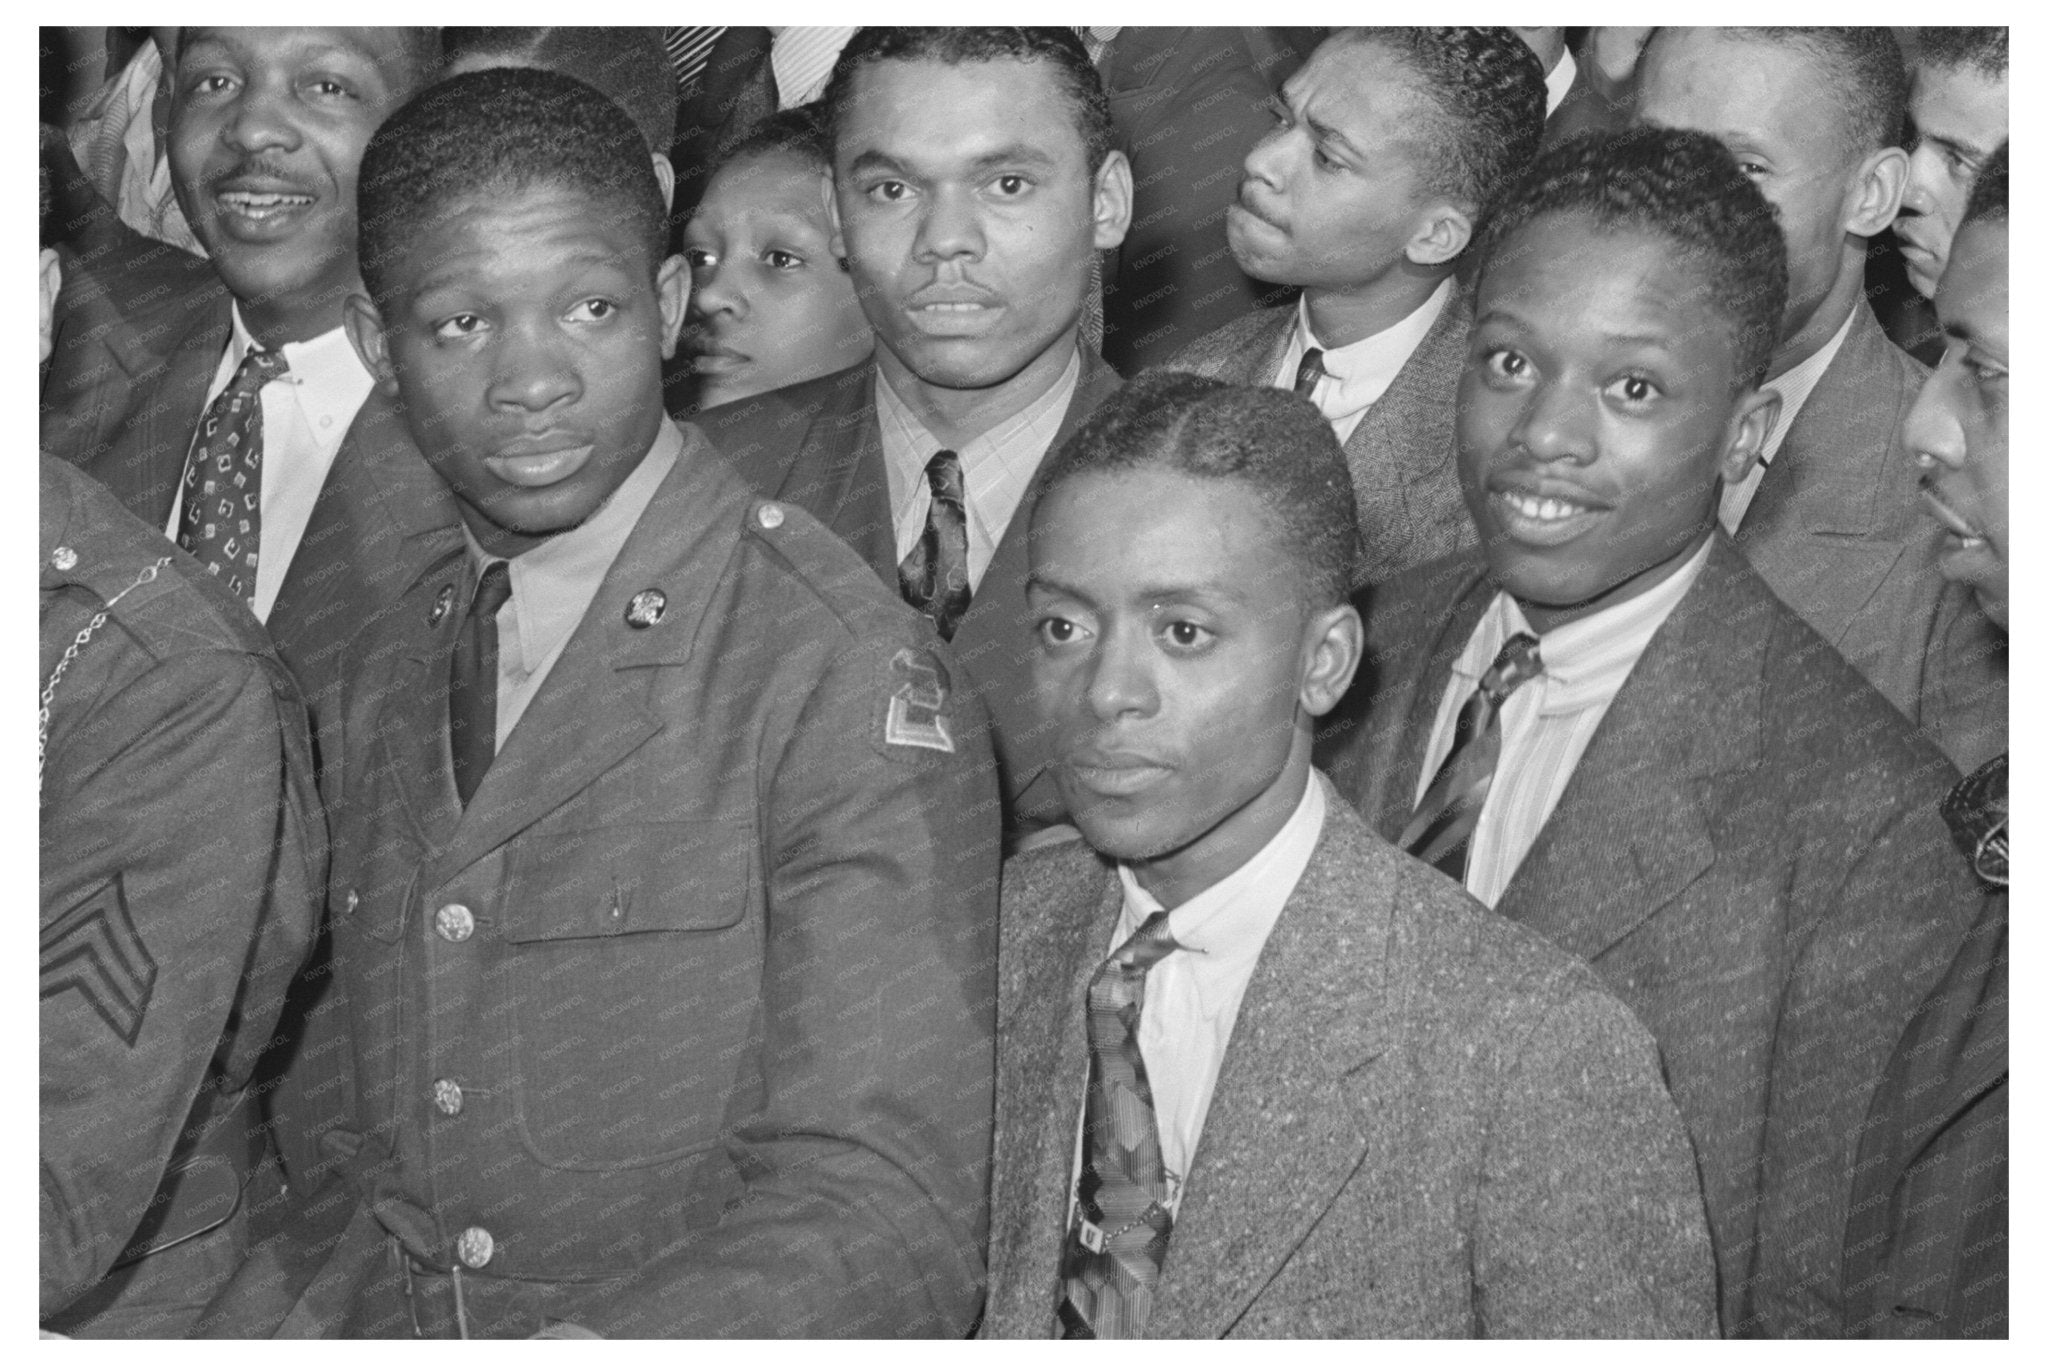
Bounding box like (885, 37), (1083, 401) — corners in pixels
(698, 27), (1131, 843)
(1634, 27), (2003, 769)
(1162, 27), (1546, 587)
(1317, 127), (1976, 1337)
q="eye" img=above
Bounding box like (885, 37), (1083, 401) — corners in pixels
(1735, 159), (1768, 180)
(432, 313), (488, 341)
(1158, 619), (1215, 651)
(1036, 614), (1089, 648)
(991, 174), (1030, 197)
(306, 77), (356, 100)
(867, 179), (910, 203)
(1606, 373), (1662, 406)
(566, 298), (617, 322)
(1313, 144), (1341, 171)
(1481, 347), (1531, 383)
(188, 72), (238, 97)
(763, 249), (805, 271)
(1963, 352), (2007, 386)
(683, 247), (717, 271)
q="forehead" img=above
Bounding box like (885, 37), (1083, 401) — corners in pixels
(1641, 31), (1846, 158)
(1483, 213), (1728, 343)
(1912, 62), (2007, 142)
(699, 150), (826, 217)
(1039, 467), (1294, 591)
(837, 56), (1088, 165)
(179, 26), (412, 75)
(1293, 40), (1430, 141)
(399, 184), (653, 291)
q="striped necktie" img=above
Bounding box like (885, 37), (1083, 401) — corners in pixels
(1400, 632), (1545, 882)
(1293, 346), (1327, 401)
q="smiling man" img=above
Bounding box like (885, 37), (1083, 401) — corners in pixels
(201, 68), (999, 1339)
(978, 372), (1716, 1339)
(697, 27), (1132, 842)
(1317, 127), (1976, 1338)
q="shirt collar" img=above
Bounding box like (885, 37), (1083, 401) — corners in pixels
(875, 347), (1081, 497)
(225, 301), (374, 434)
(1544, 48), (1578, 117)
(1463, 536), (1713, 716)
(462, 417), (683, 674)
(1758, 309), (1856, 467)
(1294, 278), (1452, 420)
(1114, 770), (1329, 1021)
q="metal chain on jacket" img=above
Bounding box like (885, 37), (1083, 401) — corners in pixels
(39, 555), (172, 799)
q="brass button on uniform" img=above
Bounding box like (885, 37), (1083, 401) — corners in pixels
(433, 1079), (463, 1116)
(434, 903), (475, 942)
(456, 1226), (494, 1269)
(756, 502), (785, 530)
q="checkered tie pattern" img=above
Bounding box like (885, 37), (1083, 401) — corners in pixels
(896, 449), (972, 641)
(1058, 909), (1181, 1339)
(1400, 631), (1545, 882)
(176, 346), (289, 601)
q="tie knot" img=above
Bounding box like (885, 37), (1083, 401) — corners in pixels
(228, 345), (290, 395)
(470, 561), (513, 620)
(1293, 347), (1326, 399)
(1110, 908), (1179, 973)
(924, 448), (965, 504)
(1481, 631), (1543, 706)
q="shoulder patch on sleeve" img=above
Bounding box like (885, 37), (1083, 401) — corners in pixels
(880, 645), (957, 755)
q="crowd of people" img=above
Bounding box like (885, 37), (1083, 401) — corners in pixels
(38, 25), (2007, 1339)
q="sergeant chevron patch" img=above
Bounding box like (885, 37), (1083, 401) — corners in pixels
(884, 647), (957, 754)
(41, 876), (156, 1047)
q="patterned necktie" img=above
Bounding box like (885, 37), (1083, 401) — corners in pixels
(1400, 631), (1545, 882)
(449, 562), (513, 807)
(897, 449), (972, 640)
(1058, 909), (1181, 1340)
(1292, 346), (1327, 401)
(176, 346), (289, 601)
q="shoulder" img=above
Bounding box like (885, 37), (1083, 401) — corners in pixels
(693, 364), (870, 465)
(1000, 836), (1109, 917)
(1359, 551), (1486, 652)
(1154, 307), (1292, 379)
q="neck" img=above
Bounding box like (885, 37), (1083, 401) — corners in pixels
(1305, 267), (1445, 349)
(875, 329), (1078, 449)
(1130, 732), (1313, 910)
(239, 279), (362, 350)
(1767, 252), (1864, 380)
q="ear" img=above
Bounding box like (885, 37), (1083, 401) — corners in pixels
(655, 253), (690, 361)
(1090, 149), (1134, 252)
(824, 169), (847, 261)
(1718, 386), (1781, 486)
(1299, 600), (1364, 718)
(343, 292), (401, 398)
(1404, 201), (1474, 268)
(1844, 145), (1909, 238)
(39, 247), (61, 364)
(650, 153), (677, 214)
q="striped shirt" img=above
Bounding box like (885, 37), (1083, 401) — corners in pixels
(1415, 537), (1713, 907)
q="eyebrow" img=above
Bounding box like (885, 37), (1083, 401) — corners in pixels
(1476, 306), (1681, 352)
(846, 144), (1061, 178)
(1926, 131), (1993, 164)
(1027, 571), (1251, 609)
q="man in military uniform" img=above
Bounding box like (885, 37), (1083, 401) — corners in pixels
(200, 70), (999, 1338)
(40, 455), (324, 1336)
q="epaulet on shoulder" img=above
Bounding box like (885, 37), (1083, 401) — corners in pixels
(738, 496), (912, 641)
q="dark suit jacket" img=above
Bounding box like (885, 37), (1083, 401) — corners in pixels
(980, 793), (1718, 1338)
(1160, 289), (1477, 585)
(1320, 538), (1978, 1336)
(1541, 52), (1631, 148)
(1735, 302), (2001, 764)
(696, 350), (1122, 832)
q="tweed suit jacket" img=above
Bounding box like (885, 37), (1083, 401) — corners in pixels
(1735, 302), (2001, 763)
(1159, 290), (1478, 586)
(980, 792), (1718, 1338)
(1318, 538), (1977, 1337)
(696, 349), (1122, 831)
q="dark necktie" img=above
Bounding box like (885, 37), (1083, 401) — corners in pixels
(449, 562), (513, 807)
(1058, 909), (1181, 1340)
(176, 346), (289, 601)
(1292, 345), (1327, 401)
(897, 449), (971, 640)
(1400, 632), (1545, 882)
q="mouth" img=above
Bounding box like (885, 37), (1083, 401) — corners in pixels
(905, 290), (1002, 335)
(689, 343), (751, 374)
(1228, 184), (1283, 234)
(1919, 477), (1984, 546)
(1486, 483), (1612, 546)
(210, 180), (319, 237)
(483, 440), (596, 489)
(1064, 749), (1174, 799)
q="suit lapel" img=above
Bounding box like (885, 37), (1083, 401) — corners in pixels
(1147, 802), (1401, 1338)
(100, 297), (231, 526)
(771, 365), (896, 577)
(1496, 540), (1765, 960)
(1370, 563), (1493, 837)
(1348, 286), (1468, 502)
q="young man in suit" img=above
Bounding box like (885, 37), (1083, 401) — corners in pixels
(1318, 128), (1978, 1337)
(1634, 28), (2001, 763)
(200, 69), (1001, 1339)
(983, 371), (1717, 1340)
(1845, 142), (2008, 1341)
(698, 27), (1133, 843)
(1890, 30), (2007, 325)
(1161, 28), (1547, 587)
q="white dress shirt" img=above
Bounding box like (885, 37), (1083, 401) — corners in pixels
(767, 26), (856, 109)
(1544, 47), (1578, 117)
(462, 420), (681, 747)
(1066, 772), (1329, 1227)
(877, 348), (1081, 591)
(1718, 310), (1854, 534)
(1415, 538), (1713, 907)
(1273, 278), (1452, 444)
(165, 306), (374, 623)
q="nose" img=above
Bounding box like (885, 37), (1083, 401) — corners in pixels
(1240, 120), (1289, 192)
(914, 184), (986, 265)
(690, 254), (744, 321)
(1510, 379), (1596, 465)
(1082, 626), (1160, 723)
(488, 320), (582, 415)
(1900, 143), (1941, 216)
(1904, 350), (1968, 472)
(221, 73), (304, 157)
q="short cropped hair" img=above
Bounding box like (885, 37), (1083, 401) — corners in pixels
(357, 67), (667, 303)
(1916, 27), (2008, 80)
(713, 103), (831, 178)
(1964, 141), (2008, 225)
(1345, 28), (1547, 216)
(1475, 127), (1790, 390)
(1037, 372), (1362, 610)
(1727, 27), (1907, 154)
(442, 26), (678, 155)
(821, 27), (1114, 173)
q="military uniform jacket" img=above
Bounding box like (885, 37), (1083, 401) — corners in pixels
(1318, 538), (1977, 1336)
(39, 456), (323, 1318)
(981, 796), (1718, 1338)
(321, 428), (1000, 1337)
